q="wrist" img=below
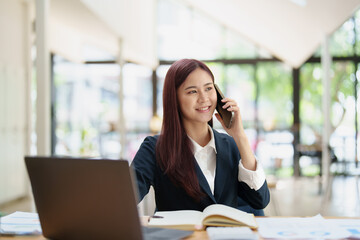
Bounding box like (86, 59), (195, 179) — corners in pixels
(233, 129), (247, 141)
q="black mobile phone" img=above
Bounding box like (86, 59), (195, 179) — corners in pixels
(214, 84), (233, 128)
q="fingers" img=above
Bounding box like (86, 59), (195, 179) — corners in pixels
(221, 98), (239, 112)
(217, 98), (243, 132)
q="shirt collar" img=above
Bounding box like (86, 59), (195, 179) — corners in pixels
(188, 125), (217, 155)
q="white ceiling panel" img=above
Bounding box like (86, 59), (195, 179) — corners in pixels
(180, 0), (360, 67)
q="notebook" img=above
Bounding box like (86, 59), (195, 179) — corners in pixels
(24, 156), (192, 240)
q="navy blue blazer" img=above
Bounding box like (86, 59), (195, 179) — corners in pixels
(131, 128), (270, 212)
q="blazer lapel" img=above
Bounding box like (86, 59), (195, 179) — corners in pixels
(213, 130), (229, 200)
(194, 159), (216, 203)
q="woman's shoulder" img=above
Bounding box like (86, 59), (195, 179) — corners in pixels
(212, 128), (233, 140)
(211, 128), (240, 160)
(138, 135), (159, 151)
(132, 135), (159, 166)
(143, 134), (159, 144)
(212, 128), (237, 147)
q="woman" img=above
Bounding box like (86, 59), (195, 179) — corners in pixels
(131, 59), (269, 213)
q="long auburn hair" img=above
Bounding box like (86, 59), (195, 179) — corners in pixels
(156, 59), (214, 200)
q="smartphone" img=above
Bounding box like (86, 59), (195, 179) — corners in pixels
(214, 84), (234, 128)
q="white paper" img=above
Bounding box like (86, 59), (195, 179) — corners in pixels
(0, 211), (42, 235)
(149, 210), (203, 226)
(256, 215), (351, 239)
(207, 226), (258, 240)
(325, 219), (360, 239)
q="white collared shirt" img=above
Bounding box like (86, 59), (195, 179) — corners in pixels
(189, 127), (217, 194)
(188, 126), (266, 195)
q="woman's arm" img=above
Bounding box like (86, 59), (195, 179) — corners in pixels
(215, 98), (270, 209)
(130, 136), (158, 202)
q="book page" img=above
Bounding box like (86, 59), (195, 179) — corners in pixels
(148, 210), (203, 227)
(201, 204), (257, 228)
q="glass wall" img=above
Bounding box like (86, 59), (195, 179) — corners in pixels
(330, 62), (356, 173)
(156, 0), (360, 177)
(156, 65), (170, 118)
(156, 0), (294, 176)
(299, 14), (359, 176)
(53, 56), (120, 157)
(224, 64), (256, 129)
(256, 62), (293, 175)
(52, 56), (152, 161)
(122, 64), (153, 161)
(50, 0), (360, 177)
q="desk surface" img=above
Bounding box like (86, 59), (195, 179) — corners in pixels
(1, 231), (210, 240)
(2, 216), (359, 240)
(0, 216), (241, 240)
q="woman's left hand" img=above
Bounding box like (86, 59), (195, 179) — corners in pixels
(214, 98), (245, 138)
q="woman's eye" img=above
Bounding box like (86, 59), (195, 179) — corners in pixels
(188, 90), (197, 94)
(206, 87), (213, 91)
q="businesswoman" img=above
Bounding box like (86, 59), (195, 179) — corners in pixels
(131, 59), (269, 214)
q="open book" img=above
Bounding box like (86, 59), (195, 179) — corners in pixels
(147, 204), (258, 231)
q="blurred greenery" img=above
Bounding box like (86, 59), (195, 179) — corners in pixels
(300, 63), (323, 134)
(300, 61), (355, 141)
(330, 18), (355, 56)
(301, 165), (321, 177)
(316, 17), (355, 57)
(304, 16), (357, 143)
(257, 62), (293, 130)
(275, 167), (294, 178)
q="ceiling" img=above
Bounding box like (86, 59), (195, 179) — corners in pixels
(49, 0), (360, 68)
(180, 0), (360, 68)
(49, 0), (119, 63)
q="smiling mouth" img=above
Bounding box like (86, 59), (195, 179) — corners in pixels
(197, 106), (210, 111)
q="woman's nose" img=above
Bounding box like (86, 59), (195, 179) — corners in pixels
(198, 91), (208, 102)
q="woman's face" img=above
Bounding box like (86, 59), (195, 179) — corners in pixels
(177, 68), (217, 126)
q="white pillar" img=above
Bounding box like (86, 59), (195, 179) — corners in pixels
(321, 35), (332, 193)
(23, 0), (33, 202)
(23, 0), (32, 157)
(117, 38), (126, 159)
(35, 0), (51, 156)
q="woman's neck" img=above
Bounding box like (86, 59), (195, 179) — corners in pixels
(184, 122), (211, 147)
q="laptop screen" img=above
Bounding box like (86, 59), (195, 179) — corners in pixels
(25, 156), (143, 240)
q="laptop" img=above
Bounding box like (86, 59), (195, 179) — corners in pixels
(25, 156), (192, 240)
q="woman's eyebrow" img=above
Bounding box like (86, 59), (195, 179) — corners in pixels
(184, 82), (213, 91)
(184, 85), (197, 91)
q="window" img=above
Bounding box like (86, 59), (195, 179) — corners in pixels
(53, 55), (120, 157)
